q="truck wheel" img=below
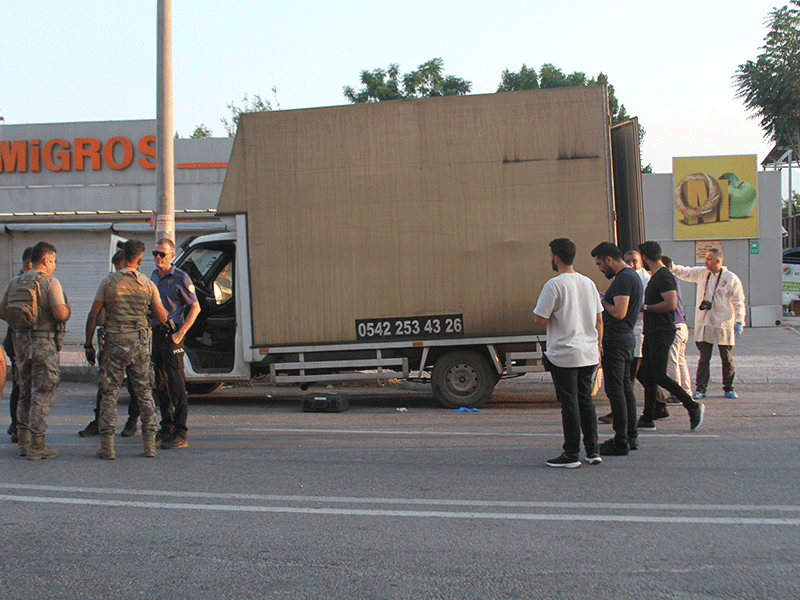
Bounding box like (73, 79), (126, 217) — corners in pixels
(431, 350), (497, 409)
(185, 382), (223, 395)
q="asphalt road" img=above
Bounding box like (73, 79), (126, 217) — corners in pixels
(1, 378), (799, 600)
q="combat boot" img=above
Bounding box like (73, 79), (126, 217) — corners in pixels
(142, 432), (157, 458)
(120, 417), (138, 437)
(96, 434), (116, 460)
(78, 419), (99, 437)
(27, 435), (59, 460)
(17, 429), (31, 457)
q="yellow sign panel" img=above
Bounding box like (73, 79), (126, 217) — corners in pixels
(673, 155), (758, 240)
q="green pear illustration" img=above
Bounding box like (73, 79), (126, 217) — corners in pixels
(719, 172), (757, 218)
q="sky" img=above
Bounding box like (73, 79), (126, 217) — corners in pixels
(0, 0), (787, 175)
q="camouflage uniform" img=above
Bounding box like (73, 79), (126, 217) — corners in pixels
(95, 268), (160, 438)
(8, 272), (64, 439)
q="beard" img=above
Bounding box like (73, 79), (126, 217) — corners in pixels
(551, 257), (558, 272)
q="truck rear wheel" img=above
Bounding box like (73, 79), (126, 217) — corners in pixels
(431, 350), (497, 409)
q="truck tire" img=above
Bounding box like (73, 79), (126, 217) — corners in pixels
(431, 350), (497, 409)
(185, 382), (223, 395)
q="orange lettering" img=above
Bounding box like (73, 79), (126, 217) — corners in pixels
(138, 135), (156, 169)
(30, 140), (41, 172)
(43, 139), (71, 172)
(104, 136), (134, 170)
(74, 137), (102, 171)
(0, 140), (27, 173)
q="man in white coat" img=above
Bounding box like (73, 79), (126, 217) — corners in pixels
(672, 248), (746, 399)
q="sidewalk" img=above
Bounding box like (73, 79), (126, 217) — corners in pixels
(51, 322), (800, 386)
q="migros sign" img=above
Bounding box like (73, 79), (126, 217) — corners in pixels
(0, 135), (157, 173)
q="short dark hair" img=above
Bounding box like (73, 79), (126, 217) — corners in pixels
(123, 240), (146, 262)
(549, 238), (576, 266)
(638, 241), (662, 263)
(591, 241), (622, 261)
(31, 241), (57, 265)
(661, 255), (673, 269)
(22, 247), (34, 264)
(156, 238), (176, 253)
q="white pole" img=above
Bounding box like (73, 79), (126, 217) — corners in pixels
(156, 0), (175, 243)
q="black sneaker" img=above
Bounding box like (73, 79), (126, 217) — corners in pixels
(599, 438), (629, 456)
(597, 412), (613, 424)
(120, 418), (138, 438)
(653, 405), (671, 420)
(690, 403), (705, 431)
(155, 429), (173, 445)
(637, 418), (656, 430)
(585, 453), (602, 465)
(546, 454), (581, 469)
(78, 420), (99, 437)
(628, 437), (639, 450)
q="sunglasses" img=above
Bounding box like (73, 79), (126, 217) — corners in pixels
(152, 250), (168, 258)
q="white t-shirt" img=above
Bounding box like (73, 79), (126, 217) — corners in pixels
(533, 272), (602, 368)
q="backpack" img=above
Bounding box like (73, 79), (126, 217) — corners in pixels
(1, 271), (44, 330)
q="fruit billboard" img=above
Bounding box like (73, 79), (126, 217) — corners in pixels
(673, 155), (758, 240)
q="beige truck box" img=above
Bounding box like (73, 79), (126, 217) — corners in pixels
(218, 86), (638, 348)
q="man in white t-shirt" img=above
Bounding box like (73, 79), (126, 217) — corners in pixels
(534, 238), (603, 469)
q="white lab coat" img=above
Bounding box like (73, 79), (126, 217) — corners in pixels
(672, 265), (746, 346)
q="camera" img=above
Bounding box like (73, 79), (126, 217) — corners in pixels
(699, 300), (712, 311)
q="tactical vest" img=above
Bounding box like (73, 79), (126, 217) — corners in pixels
(103, 269), (152, 334)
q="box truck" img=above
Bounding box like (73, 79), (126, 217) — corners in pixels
(176, 86), (644, 407)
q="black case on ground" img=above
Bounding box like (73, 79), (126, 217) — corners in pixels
(302, 393), (349, 412)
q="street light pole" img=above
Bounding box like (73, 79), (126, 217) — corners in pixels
(156, 0), (175, 243)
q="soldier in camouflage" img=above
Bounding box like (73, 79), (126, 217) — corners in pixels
(0, 241), (71, 460)
(84, 240), (168, 459)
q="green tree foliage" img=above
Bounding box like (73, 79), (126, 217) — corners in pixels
(190, 124), (213, 138)
(344, 58), (472, 103)
(496, 64), (539, 92)
(734, 1), (800, 158)
(221, 87), (280, 137)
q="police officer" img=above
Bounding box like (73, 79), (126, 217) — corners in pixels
(85, 240), (168, 459)
(151, 238), (200, 450)
(0, 241), (71, 460)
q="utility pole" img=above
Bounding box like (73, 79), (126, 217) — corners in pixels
(156, 0), (175, 243)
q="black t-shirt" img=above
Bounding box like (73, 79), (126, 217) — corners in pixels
(643, 266), (677, 334)
(602, 266), (642, 342)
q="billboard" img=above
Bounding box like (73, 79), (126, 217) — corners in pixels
(673, 155), (758, 240)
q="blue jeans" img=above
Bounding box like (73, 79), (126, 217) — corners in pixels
(549, 362), (599, 459)
(602, 337), (637, 447)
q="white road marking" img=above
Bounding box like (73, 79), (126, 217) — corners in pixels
(0, 483), (796, 525)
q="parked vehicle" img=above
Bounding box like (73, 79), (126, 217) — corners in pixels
(178, 87), (643, 407)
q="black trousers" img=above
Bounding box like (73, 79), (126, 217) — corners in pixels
(695, 341), (735, 393)
(640, 330), (699, 421)
(602, 337), (637, 447)
(152, 334), (189, 434)
(549, 362), (598, 459)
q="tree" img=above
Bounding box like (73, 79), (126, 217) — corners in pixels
(344, 58), (472, 103)
(496, 64), (539, 92)
(221, 87), (280, 137)
(190, 124), (213, 138)
(734, 1), (800, 159)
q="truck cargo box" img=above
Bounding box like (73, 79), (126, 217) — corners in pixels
(217, 86), (625, 348)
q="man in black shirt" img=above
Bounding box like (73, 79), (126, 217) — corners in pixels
(592, 242), (643, 455)
(638, 241), (704, 431)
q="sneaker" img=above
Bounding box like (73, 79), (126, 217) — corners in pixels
(597, 412), (613, 424)
(599, 438), (629, 456)
(120, 418), (138, 438)
(690, 403), (705, 431)
(546, 454), (581, 469)
(665, 395), (681, 404)
(160, 434), (188, 450)
(78, 420), (99, 437)
(693, 391), (706, 399)
(637, 418), (656, 430)
(585, 453), (603, 465)
(724, 390), (738, 399)
(653, 405), (671, 420)
(155, 429), (173, 445)
(628, 437), (639, 450)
